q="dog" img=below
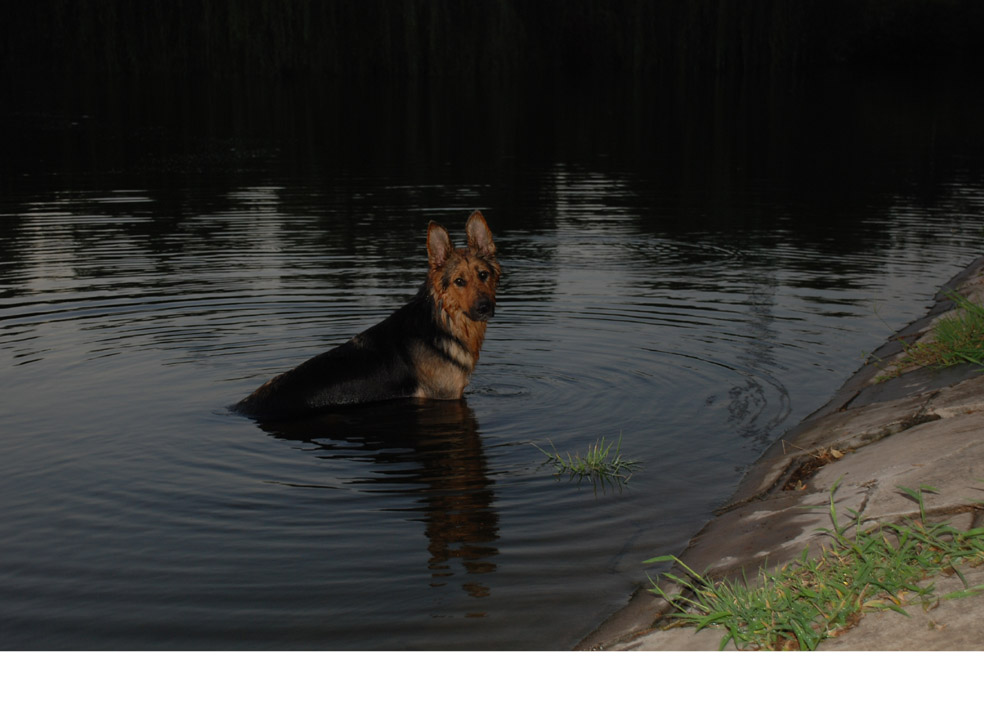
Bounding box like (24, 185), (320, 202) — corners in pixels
(234, 210), (500, 421)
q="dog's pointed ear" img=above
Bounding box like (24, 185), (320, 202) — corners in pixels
(427, 221), (453, 269)
(466, 210), (495, 258)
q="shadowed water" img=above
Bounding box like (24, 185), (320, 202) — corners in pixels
(1, 74), (983, 649)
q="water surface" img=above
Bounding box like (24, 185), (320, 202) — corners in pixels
(2, 74), (983, 649)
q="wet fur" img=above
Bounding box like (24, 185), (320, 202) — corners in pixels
(234, 210), (500, 421)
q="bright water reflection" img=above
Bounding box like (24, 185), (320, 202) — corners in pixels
(1, 75), (983, 648)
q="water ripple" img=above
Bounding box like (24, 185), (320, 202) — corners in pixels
(2, 182), (983, 651)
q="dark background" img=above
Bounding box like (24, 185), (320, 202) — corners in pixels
(3, 0), (983, 82)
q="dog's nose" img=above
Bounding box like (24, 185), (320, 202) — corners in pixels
(475, 297), (495, 318)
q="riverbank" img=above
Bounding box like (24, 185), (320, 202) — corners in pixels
(578, 255), (984, 651)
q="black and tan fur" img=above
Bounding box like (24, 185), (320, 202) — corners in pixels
(234, 210), (500, 421)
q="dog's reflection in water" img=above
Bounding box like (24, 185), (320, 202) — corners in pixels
(256, 398), (498, 599)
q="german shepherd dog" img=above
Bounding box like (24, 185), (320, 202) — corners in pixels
(234, 210), (500, 421)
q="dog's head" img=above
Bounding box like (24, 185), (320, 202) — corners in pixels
(427, 210), (500, 322)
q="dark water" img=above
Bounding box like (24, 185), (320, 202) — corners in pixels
(1, 74), (983, 649)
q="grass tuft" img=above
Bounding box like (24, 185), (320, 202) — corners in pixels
(533, 433), (639, 494)
(645, 480), (984, 650)
(878, 290), (984, 380)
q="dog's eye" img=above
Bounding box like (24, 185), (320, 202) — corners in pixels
(454, 277), (467, 287)
(477, 271), (489, 282)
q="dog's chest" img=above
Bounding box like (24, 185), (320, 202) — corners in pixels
(410, 339), (474, 399)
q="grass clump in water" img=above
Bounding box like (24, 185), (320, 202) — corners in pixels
(879, 291), (984, 380)
(533, 433), (639, 494)
(646, 481), (984, 650)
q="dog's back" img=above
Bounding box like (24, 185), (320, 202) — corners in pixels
(234, 211), (499, 421)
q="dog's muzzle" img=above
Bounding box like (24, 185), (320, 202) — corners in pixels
(469, 296), (496, 321)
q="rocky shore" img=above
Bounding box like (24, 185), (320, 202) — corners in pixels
(578, 256), (984, 651)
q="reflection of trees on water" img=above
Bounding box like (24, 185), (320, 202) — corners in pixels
(257, 399), (498, 600)
(4, 67), (982, 275)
